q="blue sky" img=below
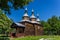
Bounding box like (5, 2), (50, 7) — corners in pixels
(7, 0), (60, 22)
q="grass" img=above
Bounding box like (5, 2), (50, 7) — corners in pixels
(10, 35), (60, 40)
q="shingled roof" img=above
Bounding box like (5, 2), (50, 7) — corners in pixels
(11, 22), (25, 28)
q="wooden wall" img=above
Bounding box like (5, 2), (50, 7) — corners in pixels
(24, 23), (35, 36)
(11, 22), (43, 37)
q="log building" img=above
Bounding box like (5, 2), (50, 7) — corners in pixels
(11, 8), (43, 37)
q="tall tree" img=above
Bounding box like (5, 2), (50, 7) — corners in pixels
(0, 9), (12, 35)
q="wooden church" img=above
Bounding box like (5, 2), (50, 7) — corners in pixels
(11, 8), (43, 37)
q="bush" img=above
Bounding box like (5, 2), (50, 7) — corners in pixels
(0, 37), (10, 40)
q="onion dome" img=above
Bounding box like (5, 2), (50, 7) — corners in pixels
(21, 8), (30, 22)
(30, 9), (37, 23)
(30, 9), (36, 19)
(23, 12), (29, 17)
(37, 18), (40, 22)
(23, 8), (29, 17)
(36, 13), (40, 23)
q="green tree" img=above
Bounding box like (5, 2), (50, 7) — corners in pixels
(0, 0), (32, 14)
(41, 16), (60, 35)
(47, 16), (60, 35)
(41, 21), (51, 35)
(0, 10), (12, 36)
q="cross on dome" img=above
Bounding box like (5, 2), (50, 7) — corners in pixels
(32, 9), (34, 12)
(25, 8), (27, 10)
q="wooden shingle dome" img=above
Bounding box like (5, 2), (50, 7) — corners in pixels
(30, 9), (38, 23)
(30, 9), (36, 19)
(22, 8), (30, 22)
(36, 13), (40, 24)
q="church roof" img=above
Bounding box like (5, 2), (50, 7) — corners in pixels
(11, 22), (25, 28)
(15, 22), (25, 27)
(31, 21), (38, 23)
(21, 20), (30, 22)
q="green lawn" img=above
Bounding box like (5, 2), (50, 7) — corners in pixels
(10, 35), (60, 40)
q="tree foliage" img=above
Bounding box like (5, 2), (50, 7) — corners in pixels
(41, 16), (60, 35)
(0, 0), (32, 14)
(0, 9), (12, 34)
